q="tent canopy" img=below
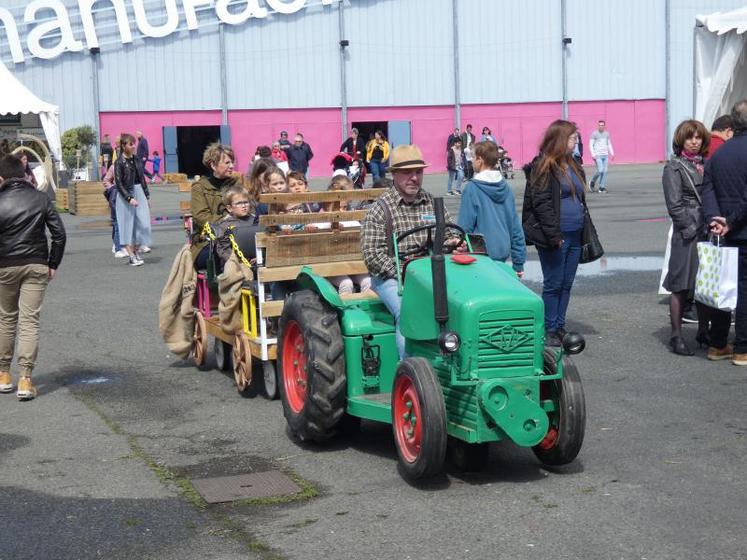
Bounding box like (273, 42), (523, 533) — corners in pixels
(694, 7), (747, 129)
(0, 61), (62, 163)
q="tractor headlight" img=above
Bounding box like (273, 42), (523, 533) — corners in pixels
(438, 331), (461, 353)
(562, 332), (586, 355)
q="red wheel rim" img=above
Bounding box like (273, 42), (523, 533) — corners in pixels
(393, 374), (422, 463)
(538, 427), (559, 450)
(282, 321), (308, 413)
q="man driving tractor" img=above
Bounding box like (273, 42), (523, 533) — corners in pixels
(361, 145), (462, 357)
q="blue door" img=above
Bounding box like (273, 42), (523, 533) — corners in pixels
(163, 126), (178, 173)
(388, 120), (411, 149)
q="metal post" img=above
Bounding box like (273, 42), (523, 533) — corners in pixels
(561, 0), (568, 120)
(339, 1), (348, 140)
(219, 23), (228, 126)
(452, 0), (461, 127)
(90, 48), (101, 180)
(666, 0), (673, 159)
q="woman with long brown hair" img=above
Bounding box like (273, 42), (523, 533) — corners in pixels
(114, 133), (152, 266)
(522, 120), (589, 346)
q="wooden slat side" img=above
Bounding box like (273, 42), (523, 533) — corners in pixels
(259, 211), (366, 226)
(259, 189), (385, 204)
(257, 260), (369, 282)
(264, 230), (362, 266)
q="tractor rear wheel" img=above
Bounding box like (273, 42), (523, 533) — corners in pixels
(391, 358), (447, 481)
(278, 290), (346, 442)
(532, 349), (586, 466)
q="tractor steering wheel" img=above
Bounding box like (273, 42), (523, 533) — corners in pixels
(395, 222), (467, 258)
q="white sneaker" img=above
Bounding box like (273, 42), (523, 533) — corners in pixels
(111, 244), (116, 254)
(129, 255), (144, 267)
(140, 246), (152, 253)
(114, 249), (129, 258)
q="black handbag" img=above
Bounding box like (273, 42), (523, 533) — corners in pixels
(580, 207), (604, 264)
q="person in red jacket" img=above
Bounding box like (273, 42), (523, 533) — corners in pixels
(707, 115), (734, 159)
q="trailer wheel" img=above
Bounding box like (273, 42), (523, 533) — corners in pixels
(392, 358), (447, 481)
(262, 360), (278, 400)
(532, 349), (586, 466)
(232, 332), (254, 397)
(192, 311), (209, 370)
(278, 290), (346, 442)
(214, 338), (232, 372)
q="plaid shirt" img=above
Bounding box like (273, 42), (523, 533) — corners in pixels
(361, 186), (454, 279)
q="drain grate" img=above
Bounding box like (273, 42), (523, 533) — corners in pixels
(190, 471), (301, 503)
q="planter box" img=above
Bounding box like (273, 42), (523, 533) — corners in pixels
(68, 181), (109, 216)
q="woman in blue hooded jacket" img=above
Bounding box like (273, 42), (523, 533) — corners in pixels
(458, 141), (526, 276)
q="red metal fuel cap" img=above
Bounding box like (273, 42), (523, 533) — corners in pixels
(451, 254), (476, 265)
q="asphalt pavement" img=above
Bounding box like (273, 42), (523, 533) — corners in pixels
(2, 164), (746, 560)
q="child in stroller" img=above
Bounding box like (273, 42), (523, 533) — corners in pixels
(330, 152), (366, 189)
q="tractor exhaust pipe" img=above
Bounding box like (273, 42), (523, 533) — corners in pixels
(432, 198), (448, 327)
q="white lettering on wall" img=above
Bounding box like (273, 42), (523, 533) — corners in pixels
(79, 0), (133, 49)
(183, 0), (214, 30)
(24, 0), (83, 60)
(215, 0), (267, 25)
(0, 8), (25, 63)
(133, 0), (179, 39)
(1, 0), (340, 63)
(265, 0), (306, 15)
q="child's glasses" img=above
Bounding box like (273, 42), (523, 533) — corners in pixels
(232, 201), (251, 207)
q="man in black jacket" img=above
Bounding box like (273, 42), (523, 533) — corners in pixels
(0, 155), (66, 400)
(703, 99), (747, 365)
(287, 133), (314, 175)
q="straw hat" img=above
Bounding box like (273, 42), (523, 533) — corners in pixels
(387, 144), (429, 171)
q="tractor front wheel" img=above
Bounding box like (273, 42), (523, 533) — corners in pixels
(278, 290), (346, 442)
(532, 349), (586, 466)
(391, 358), (447, 481)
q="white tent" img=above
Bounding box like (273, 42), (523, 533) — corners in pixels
(0, 60), (62, 164)
(694, 7), (747, 128)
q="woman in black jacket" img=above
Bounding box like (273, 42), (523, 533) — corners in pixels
(522, 120), (588, 347)
(114, 133), (152, 267)
(662, 120), (731, 357)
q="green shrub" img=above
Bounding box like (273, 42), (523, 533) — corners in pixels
(61, 125), (97, 170)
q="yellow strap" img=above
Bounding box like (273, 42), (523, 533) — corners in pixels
(201, 221), (216, 241)
(228, 229), (253, 268)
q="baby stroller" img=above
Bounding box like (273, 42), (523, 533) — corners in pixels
(497, 145), (515, 179)
(331, 152), (367, 189)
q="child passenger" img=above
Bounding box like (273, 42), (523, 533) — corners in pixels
(322, 176), (371, 294)
(214, 185), (257, 267)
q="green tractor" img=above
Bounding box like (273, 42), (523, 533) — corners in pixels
(277, 198), (586, 481)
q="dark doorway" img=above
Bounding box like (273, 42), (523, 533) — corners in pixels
(176, 126), (221, 177)
(351, 121), (389, 146)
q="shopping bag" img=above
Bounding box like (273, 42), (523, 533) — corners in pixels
(694, 240), (738, 311)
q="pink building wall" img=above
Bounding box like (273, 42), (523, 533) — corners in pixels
(101, 99), (664, 178)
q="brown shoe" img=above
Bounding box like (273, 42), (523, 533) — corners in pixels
(16, 377), (37, 400)
(707, 345), (734, 361)
(732, 353), (747, 366)
(0, 372), (12, 393)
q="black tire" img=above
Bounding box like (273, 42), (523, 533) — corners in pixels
(262, 360), (278, 400)
(214, 338), (232, 372)
(391, 358), (447, 481)
(532, 349), (586, 466)
(278, 290), (346, 442)
(448, 438), (489, 472)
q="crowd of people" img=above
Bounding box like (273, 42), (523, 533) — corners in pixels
(663, 99), (747, 366)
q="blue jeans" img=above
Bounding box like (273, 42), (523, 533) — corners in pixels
(371, 276), (405, 359)
(447, 169), (464, 193)
(109, 197), (122, 251)
(370, 160), (386, 183)
(592, 155), (609, 190)
(537, 230), (582, 332)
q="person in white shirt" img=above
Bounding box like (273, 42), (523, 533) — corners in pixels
(589, 119), (614, 193)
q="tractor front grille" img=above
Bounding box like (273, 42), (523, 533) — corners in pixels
(477, 314), (535, 370)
